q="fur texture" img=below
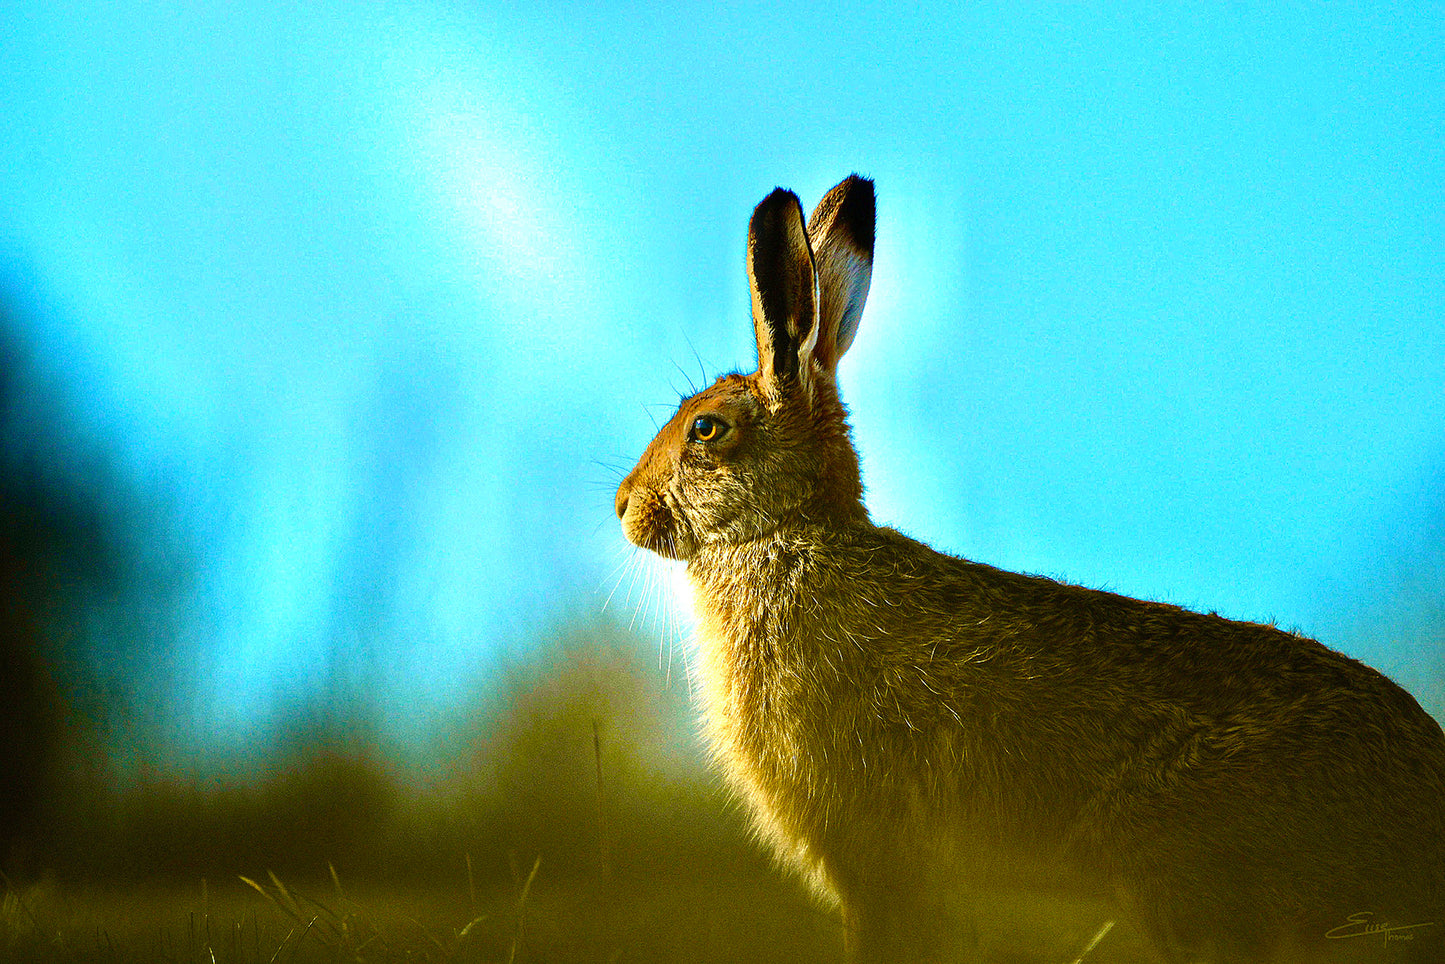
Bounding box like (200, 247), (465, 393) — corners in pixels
(615, 175), (1445, 963)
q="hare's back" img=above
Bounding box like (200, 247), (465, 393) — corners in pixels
(831, 527), (1445, 944)
(866, 525), (1440, 737)
(856, 526), (1445, 914)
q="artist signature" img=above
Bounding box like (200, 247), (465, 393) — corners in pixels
(1325, 912), (1438, 944)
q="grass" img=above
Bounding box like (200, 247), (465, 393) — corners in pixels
(1, 861), (847, 964)
(2, 859), (1167, 964)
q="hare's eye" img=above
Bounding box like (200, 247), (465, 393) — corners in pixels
(690, 415), (728, 443)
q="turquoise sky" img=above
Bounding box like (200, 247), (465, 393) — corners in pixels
(2, 2), (1441, 765)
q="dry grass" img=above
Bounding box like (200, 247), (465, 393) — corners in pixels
(1, 863), (846, 964)
(1, 860), (1172, 964)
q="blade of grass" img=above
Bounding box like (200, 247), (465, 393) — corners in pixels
(1069, 919), (1115, 964)
(456, 914), (490, 942)
(286, 916), (318, 964)
(266, 925), (295, 964)
(507, 856), (542, 964)
(466, 853), (477, 910)
(403, 916), (450, 956)
(518, 856), (541, 909)
(266, 871), (305, 922)
(239, 876), (287, 919)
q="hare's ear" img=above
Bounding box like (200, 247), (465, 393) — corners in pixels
(805, 175), (874, 372)
(747, 188), (817, 398)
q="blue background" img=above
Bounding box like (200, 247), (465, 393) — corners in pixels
(2, 1), (1441, 773)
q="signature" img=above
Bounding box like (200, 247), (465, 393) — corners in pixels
(1325, 912), (1438, 944)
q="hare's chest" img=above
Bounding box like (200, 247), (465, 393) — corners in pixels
(693, 615), (841, 854)
(694, 614), (795, 760)
(695, 612), (845, 793)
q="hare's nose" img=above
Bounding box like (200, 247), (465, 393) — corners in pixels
(615, 485), (630, 520)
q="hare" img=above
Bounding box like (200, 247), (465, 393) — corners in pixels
(614, 175), (1445, 963)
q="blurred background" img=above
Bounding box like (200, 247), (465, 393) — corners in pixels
(0, 0), (1441, 952)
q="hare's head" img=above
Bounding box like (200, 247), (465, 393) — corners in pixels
(616, 175), (876, 560)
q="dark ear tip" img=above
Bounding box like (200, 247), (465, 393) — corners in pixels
(839, 175), (876, 254)
(843, 173), (875, 197)
(752, 188), (806, 232)
(810, 175), (875, 256)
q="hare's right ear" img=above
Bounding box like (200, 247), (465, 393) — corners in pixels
(805, 175), (874, 372)
(747, 188), (817, 400)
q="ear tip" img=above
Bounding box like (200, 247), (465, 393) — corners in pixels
(750, 188), (808, 244)
(843, 173), (875, 196)
(837, 175), (876, 255)
(757, 187), (804, 215)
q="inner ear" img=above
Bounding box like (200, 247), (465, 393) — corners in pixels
(807, 175), (875, 372)
(747, 188), (817, 391)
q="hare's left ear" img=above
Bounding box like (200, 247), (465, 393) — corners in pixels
(804, 175), (874, 373)
(747, 188), (817, 399)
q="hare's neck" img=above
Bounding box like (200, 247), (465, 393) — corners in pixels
(685, 529), (835, 645)
(683, 535), (815, 735)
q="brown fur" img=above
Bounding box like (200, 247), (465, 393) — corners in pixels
(616, 176), (1445, 963)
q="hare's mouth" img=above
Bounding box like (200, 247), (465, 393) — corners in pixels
(620, 490), (696, 561)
